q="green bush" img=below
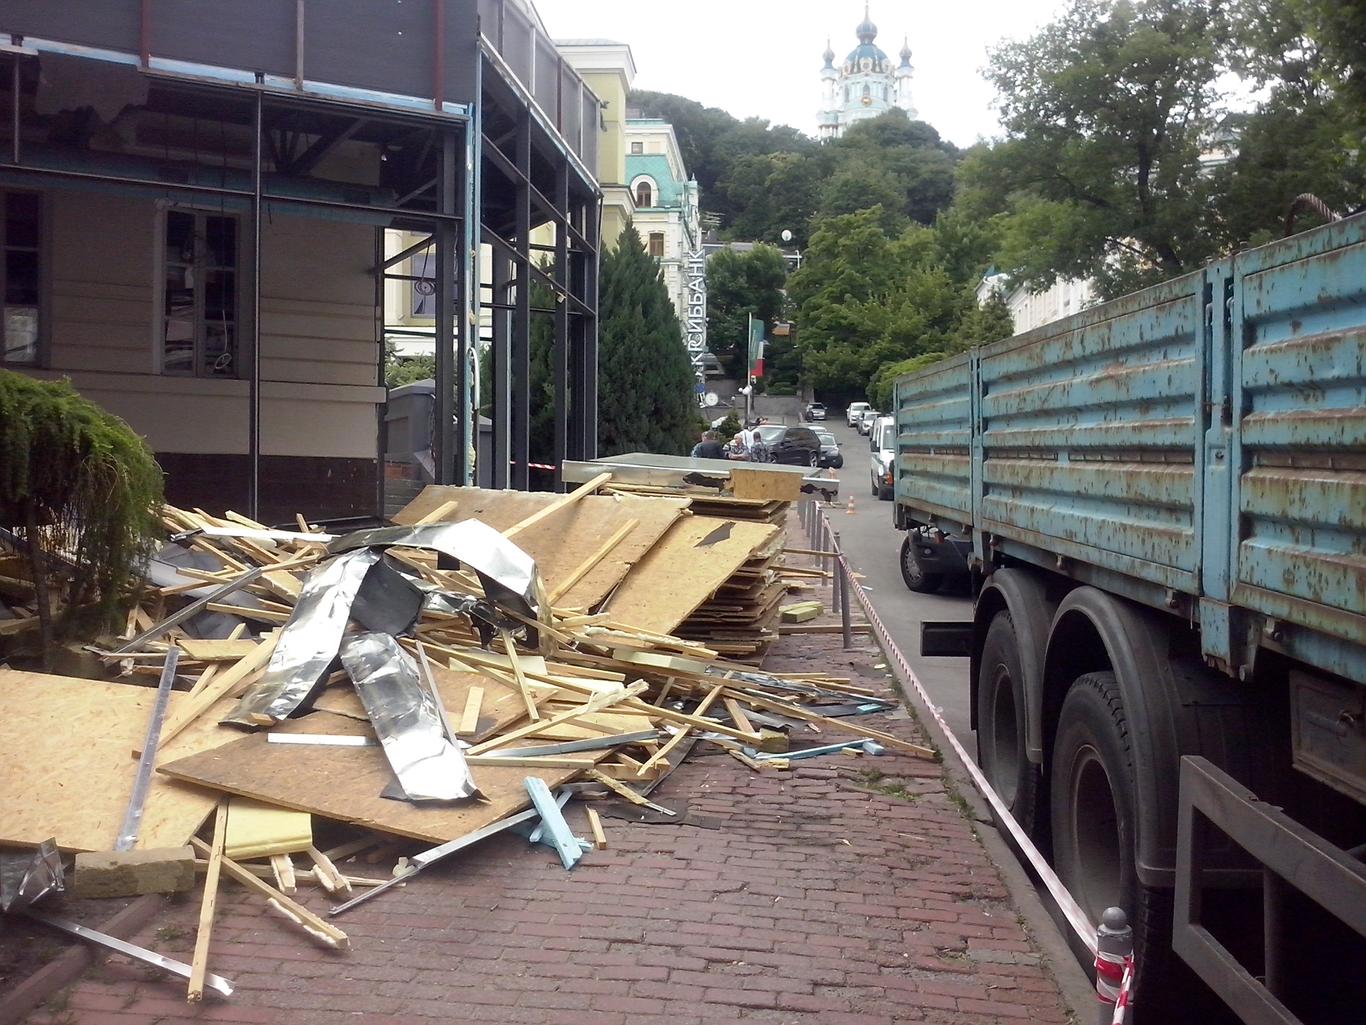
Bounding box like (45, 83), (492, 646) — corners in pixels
(0, 371), (164, 636)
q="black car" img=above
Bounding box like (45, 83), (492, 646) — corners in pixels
(755, 425), (823, 466)
(815, 429), (843, 468)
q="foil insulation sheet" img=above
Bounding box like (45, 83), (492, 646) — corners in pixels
(339, 633), (481, 802)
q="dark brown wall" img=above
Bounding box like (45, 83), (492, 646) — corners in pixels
(157, 453), (378, 525)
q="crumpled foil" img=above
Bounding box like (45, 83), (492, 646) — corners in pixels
(0, 838), (64, 912)
(339, 633), (481, 802)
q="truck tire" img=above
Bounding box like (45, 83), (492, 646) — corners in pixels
(975, 611), (1040, 836)
(1051, 670), (1175, 1021)
(899, 535), (942, 593)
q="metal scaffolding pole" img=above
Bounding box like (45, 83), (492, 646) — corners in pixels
(580, 195), (601, 461)
(511, 110), (532, 490)
(553, 162), (570, 491)
(248, 90), (264, 520)
(490, 249), (512, 488)
(434, 130), (458, 484)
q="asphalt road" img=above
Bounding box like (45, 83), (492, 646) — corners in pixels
(812, 417), (979, 748)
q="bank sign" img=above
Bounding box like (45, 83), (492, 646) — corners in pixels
(684, 249), (707, 375)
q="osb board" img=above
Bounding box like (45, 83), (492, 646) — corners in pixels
(605, 517), (781, 634)
(0, 670), (242, 852)
(392, 486), (691, 610)
(729, 467), (802, 503)
(312, 661), (540, 742)
(157, 711), (591, 845)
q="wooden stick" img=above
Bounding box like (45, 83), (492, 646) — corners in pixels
(586, 808), (607, 850)
(503, 472), (613, 539)
(782, 547), (837, 558)
(190, 838), (348, 948)
(152, 634), (278, 754)
(467, 681), (647, 755)
(500, 631), (539, 721)
(188, 802), (228, 1002)
(724, 696), (755, 735)
(465, 754), (599, 768)
(457, 687), (484, 736)
(547, 519), (637, 603)
(637, 684), (722, 776)
(587, 769), (676, 816)
(307, 845), (351, 895)
(739, 692), (936, 759)
(270, 853), (296, 894)
(414, 499), (459, 525)
(320, 836), (378, 863)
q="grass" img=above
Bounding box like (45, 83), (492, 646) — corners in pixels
(853, 768), (920, 802)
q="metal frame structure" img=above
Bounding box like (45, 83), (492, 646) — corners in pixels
(1, 0), (600, 516)
(1174, 756), (1366, 1025)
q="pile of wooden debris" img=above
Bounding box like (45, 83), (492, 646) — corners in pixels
(0, 474), (929, 1001)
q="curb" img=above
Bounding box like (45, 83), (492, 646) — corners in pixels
(1, 893), (165, 1025)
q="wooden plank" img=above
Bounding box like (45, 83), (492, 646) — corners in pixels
(503, 472), (613, 539)
(0, 671), (245, 852)
(586, 807), (607, 850)
(154, 635), (279, 753)
(724, 697), (755, 735)
(636, 684), (722, 776)
(738, 692), (937, 759)
(306, 845), (351, 895)
(457, 687), (484, 736)
(391, 487), (689, 611)
(189, 837), (348, 948)
(606, 517), (781, 634)
(270, 853), (296, 894)
(501, 631), (539, 721)
(548, 519), (638, 604)
(187, 801), (227, 1002)
(413, 498), (459, 525)
(158, 711), (594, 845)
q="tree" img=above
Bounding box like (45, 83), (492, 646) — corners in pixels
(704, 245), (789, 380)
(869, 353), (945, 411)
(383, 343), (436, 389)
(948, 290), (1016, 352)
(787, 211), (970, 400)
(972, 0), (1230, 298)
(598, 224), (698, 457)
(832, 110), (959, 226)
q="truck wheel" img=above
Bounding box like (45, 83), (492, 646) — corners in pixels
(975, 611), (1040, 836)
(1051, 671), (1174, 1017)
(899, 535), (942, 593)
(878, 482), (893, 501)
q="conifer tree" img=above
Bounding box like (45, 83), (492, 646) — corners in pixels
(598, 225), (697, 456)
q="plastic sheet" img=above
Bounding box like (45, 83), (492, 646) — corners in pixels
(339, 633), (481, 802)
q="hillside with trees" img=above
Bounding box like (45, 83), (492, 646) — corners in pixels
(634, 0), (1363, 406)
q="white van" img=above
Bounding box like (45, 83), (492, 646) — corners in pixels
(869, 415), (895, 500)
(846, 401), (870, 427)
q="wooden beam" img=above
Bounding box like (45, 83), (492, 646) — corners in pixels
(636, 684), (722, 776)
(187, 802), (228, 1002)
(501, 631), (539, 721)
(502, 472), (613, 539)
(457, 686), (484, 736)
(586, 807), (607, 850)
(547, 518), (637, 603)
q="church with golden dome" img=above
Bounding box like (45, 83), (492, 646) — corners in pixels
(817, 5), (916, 141)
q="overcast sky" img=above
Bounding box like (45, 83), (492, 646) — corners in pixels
(531, 1), (1070, 148)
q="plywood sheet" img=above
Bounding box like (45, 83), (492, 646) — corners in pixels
(392, 486), (690, 610)
(606, 517), (780, 634)
(157, 711), (591, 845)
(0, 670), (244, 852)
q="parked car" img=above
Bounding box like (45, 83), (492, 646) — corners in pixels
(803, 402), (827, 422)
(856, 408), (881, 435)
(815, 429), (843, 469)
(869, 415), (894, 499)
(754, 424), (823, 466)
(845, 401), (870, 427)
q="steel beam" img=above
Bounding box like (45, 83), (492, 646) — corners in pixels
(553, 161), (570, 490)
(511, 109), (531, 490)
(248, 89), (263, 519)
(490, 246), (512, 487)
(434, 130), (457, 484)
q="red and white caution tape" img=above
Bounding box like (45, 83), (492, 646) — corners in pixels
(827, 517), (1100, 957)
(1098, 951), (1135, 1024)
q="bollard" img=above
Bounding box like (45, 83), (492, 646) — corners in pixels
(832, 533), (843, 616)
(1095, 907), (1133, 1024)
(799, 497), (807, 533)
(836, 532), (853, 649)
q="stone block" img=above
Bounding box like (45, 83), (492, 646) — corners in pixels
(71, 846), (195, 898)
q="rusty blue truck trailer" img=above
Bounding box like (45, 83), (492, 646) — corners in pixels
(892, 213), (1364, 1024)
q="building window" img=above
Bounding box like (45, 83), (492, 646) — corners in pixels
(1, 191), (41, 366)
(648, 232), (664, 258)
(162, 209), (238, 377)
(630, 141), (643, 154)
(635, 180), (653, 207)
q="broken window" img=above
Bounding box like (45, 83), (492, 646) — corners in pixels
(161, 209), (238, 378)
(1, 191), (41, 366)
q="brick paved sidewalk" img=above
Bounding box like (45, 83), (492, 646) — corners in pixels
(21, 631), (1077, 1025)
